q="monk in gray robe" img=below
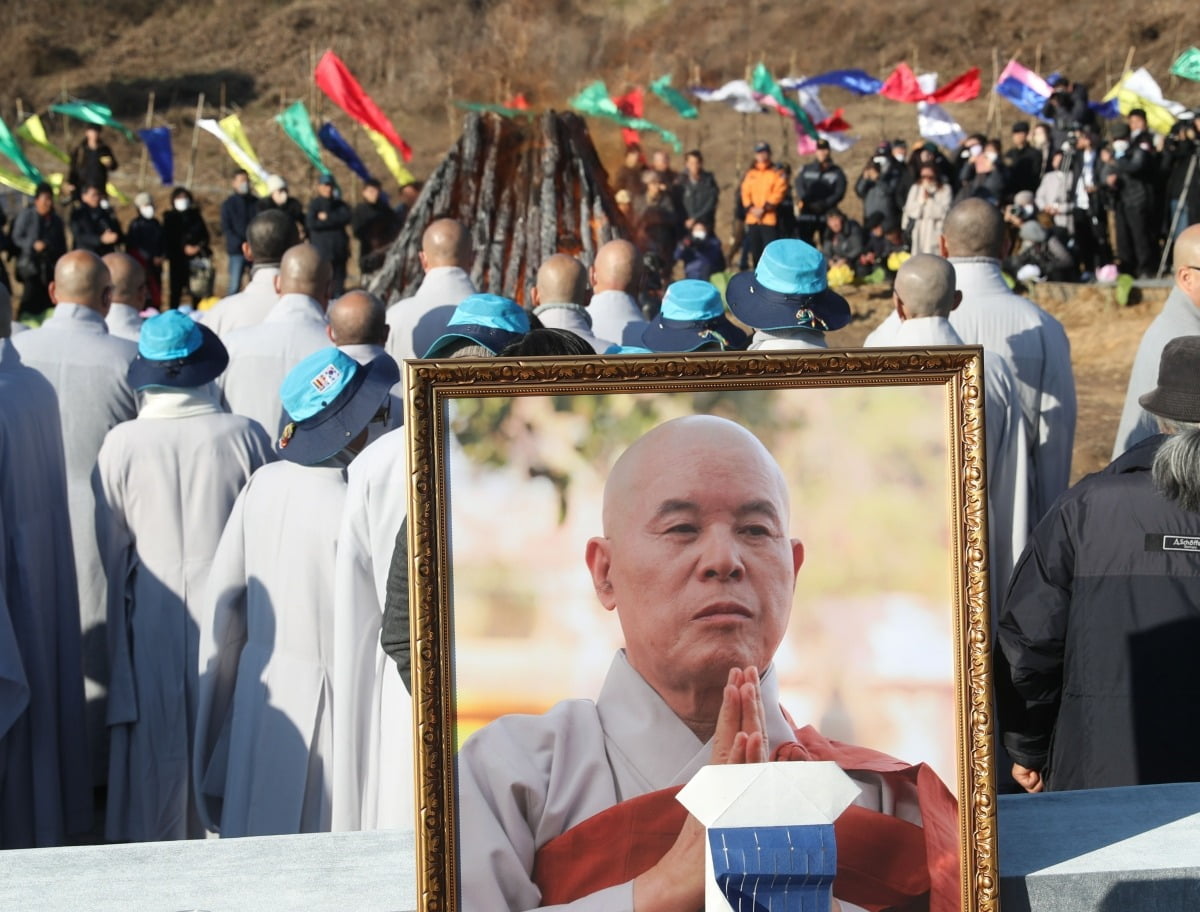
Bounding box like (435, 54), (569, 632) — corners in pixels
(218, 243), (333, 438)
(194, 346), (398, 836)
(12, 249), (138, 786)
(0, 300), (92, 847)
(95, 311), (272, 842)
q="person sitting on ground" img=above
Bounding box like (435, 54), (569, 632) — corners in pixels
(821, 208), (866, 278)
(672, 220), (726, 282)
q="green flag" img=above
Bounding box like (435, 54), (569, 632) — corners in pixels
(1171, 47), (1200, 82)
(275, 101), (329, 174)
(751, 63), (818, 140)
(649, 75), (698, 119)
(569, 81), (682, 152)
(0, 117), (43, 183)
(50, 101), (136, 141)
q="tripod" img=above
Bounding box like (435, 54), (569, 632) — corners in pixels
(1157, 146), (1198, 278)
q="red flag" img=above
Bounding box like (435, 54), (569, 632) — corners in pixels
(506, 93), (530, 111)
(816, 108), (852, 133)
(613, 87), (644, 148)
(314, 50), (412, 162)
(879, 63), (925, 103)
(928, 67), (982, 103)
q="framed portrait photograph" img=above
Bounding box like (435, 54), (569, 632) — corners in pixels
(405, 348), (998, 912)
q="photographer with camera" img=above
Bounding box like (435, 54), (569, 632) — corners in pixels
(856, 142), (901, 227)
(1042, 75), (1096, 151)
(1104, 122), (1158, 277)
(1162, 114), (1200, 256)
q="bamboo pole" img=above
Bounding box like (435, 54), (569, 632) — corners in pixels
(985, 47), (999, 132)
(185, 92), (205, 188)
(1034, 44), (1043, 77)
(1122, 45), (1136, 78)
(219, 81), (227, 119)
(137, 92), (155, 190)
(1169, 24), (1183, 91)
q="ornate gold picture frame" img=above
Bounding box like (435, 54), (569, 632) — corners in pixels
(405, 348), (997, 912)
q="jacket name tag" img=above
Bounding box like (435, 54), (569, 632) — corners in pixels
(1146, 534), (1200, 553)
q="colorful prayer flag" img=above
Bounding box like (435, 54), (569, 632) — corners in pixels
(690, 80), (762, 114)
(1171, 47), (1200, 83)
(314, 50), (412, 162)
(649, 74), (698, 119)
(781, 70), (884, 96)
(751, 64), (818, 139)
(995, 60), (1052, 116)
(0, 118), (42, 183)
(276, 101), (329, 175)
(49, 101), (136, 141)
(317, 121), (373, 182)
(569, 82), (682, 152)
(613, 87), (644, 148)
(918, 102), (967, 151)
(16, 114), (70, 164)
(138, 126), (174, 185)
(881, 64), (981, 104)
(197, 118), (270, 193)
(0, 162), (37, 196)
(218, 114), (270, 196)
(1103, 68), (1188, 136)
(364, 126), (415, 188)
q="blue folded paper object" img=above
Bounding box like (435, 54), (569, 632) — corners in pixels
(709, 824), (837, 912)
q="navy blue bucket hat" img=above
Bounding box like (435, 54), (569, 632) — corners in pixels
(127, 310), (229, 390)
(641, 279), (747, 352)
(726, 239), (851, 333)
(277, 348), (400, 465)
(421, 293), (530, 358)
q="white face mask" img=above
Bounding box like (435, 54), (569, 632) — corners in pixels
(139, 205), (155, 219)
(968, 144), (983, 158)
(985, 150), (999, 163)
(1031, 133), (1048, 150)
(691, 228), (707, 241)
(173, 198), (189, 212)
(1113, 140), (1130, 155)
(893, 150), (907, 162)
(99, 198), (111, 210)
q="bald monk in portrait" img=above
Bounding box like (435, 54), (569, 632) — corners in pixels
(456, 415), (960, 912)
(385, 218), (477, 361)
(1113, 223), (1200, 457)
(218, 243), (333, 438)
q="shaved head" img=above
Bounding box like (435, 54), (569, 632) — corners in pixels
(602, 416), (791, 536)
(103, 253), (146, 307)
(587, 415), (803, 733)
(421, 219), (471, 270)
(328, 290), (388, 346)
(591, 239), (639, 293)
(1174, 225), (1200, 307)
(534, 254), (588, 307)
(941, 198), (1005, 259)
(246, 210), (300, 265)
(50, 250), (113, 315)
(894, 254), (957, 319)
(276, 243), (333, 308)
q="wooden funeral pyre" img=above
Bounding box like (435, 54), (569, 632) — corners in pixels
(367, 111), (629, 306)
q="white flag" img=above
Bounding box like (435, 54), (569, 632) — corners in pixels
(690, 80), (763, 114)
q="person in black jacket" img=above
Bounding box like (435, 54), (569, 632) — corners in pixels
(306, 173), (352, 296)
(996, 335), (1200, 792)
(11, 183), (67, 318)
(1104, 122), (1159, 277)
(1004, 122), (1043, 197)
(793, 139), (846, 244)
(351, 178), (400, 276)
(1162, 116), (1200, 257)
(70, 184), (122, 255)
(220, 169), (259, 295)
(127, 192), (166, 309)
(257, 175), (307, 241)
(678, 149), (718, 233)
(1041, 76), (1095, 151)
(67, 125), (118, 200)
(162, 186), (211, 308)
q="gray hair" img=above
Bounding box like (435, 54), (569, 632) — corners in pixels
(1152, 422), (1200, 512)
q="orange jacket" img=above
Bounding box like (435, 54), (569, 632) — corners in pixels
(741, 162), (788, 226)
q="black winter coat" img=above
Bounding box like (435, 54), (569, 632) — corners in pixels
(996, 436), (1200, 791)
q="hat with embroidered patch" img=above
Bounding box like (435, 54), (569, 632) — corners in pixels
(641, 279), (747, 352)
(277, 347), (399, 465)
(421, 293), (530, 358)
(127, 310), (229, 390)
(1138, 336), (1200, 423)
(725, 239), (851, 333)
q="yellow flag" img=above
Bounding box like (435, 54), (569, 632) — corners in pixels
(364, 126), (415, 188)
(0, 163), (37, 196)
(16, 114), (70, 164)
(217, 114), (270, 196)
(106, 182), (130, 205)
(1103, 69), (1186, 136)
